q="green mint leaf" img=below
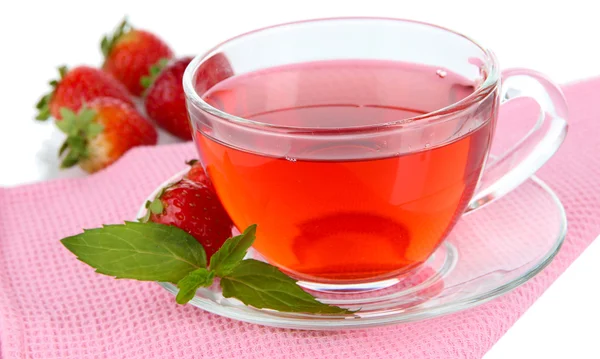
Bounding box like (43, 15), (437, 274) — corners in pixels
(209, 224), (256, 276)
(61, 221), (207, 283)
(220, 259), (353, 314)
(176, 268), (215, 304)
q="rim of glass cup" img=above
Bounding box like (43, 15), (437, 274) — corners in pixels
(183, 17), (500, 133)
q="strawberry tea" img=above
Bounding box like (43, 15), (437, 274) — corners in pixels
(193, 59), (494, 283)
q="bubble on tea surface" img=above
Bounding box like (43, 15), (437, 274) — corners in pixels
(436, 69), (447, 78)
(285, 156), (297, 162)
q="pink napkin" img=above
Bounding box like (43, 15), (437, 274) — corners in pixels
(1, 77), (599, 359)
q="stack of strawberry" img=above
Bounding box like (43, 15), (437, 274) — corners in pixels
(39, 19), (351, 314)
(35, 18), (237, 261)
(35, 18), (230, 173)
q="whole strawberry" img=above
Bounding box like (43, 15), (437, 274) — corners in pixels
(142, 57), (193, 140)
(193, 53), (234, 95)
(184, 159), (212, 189)
(35, 66), (133, 121)
(144, 167), (233, 262)
(101, 19), (174, 96)
(57, 97), (157, 173)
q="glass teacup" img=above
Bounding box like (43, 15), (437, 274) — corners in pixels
(184, 18), (568, 291)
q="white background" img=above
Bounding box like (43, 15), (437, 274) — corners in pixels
(1, 0), (598, 357)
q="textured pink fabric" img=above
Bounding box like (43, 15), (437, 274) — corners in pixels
(1, 78), (599, 359)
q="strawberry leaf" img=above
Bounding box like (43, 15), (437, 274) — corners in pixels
(101, 17), (132, 58)
(86, 123), (105, 139)
(61, 221), (207, 283)
(35, 105), (51, 121)
(209, 224), (256, 276)
(59, 107), (76, 120)
(138, 201), (152, 223)
(138, 187), (169, 223)
(66, 136), (86, 154)
(35, 66), (68, 121)
(56, 106), (102, 168)
(176, 268), (215, 304)
(140, 58), (170, 90)
(148, 198), (164, 215)
(55, 113), (75, 134)
(221, 259), (353, 314)
(60, 150), (80, 169)
(78, 108), (97, 127)
(58, 65), (69, 80)
(58, 140), (69, 156)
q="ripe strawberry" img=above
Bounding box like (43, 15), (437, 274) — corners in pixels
(184, 159), (212, 189)
(101, 19), (174, 96)
(57, 97), (157, 173)
(193, 53), (234, 95)
(35, 66), (133, 121)
(142, 57), (194, 140)
(145, 174), (233, 261)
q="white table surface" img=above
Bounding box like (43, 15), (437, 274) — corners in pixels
(1, 1), (598, 357)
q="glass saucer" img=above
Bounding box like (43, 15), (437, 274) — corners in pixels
(137, 171), (566, 330)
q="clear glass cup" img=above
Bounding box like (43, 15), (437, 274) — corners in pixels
(183, 17), (568, 291)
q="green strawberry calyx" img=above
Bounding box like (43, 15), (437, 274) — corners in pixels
(138, 186), (168, 223)
(101, 17), (133, 58)
(35, 66), (68, 121)
(140, 58), (170, 90)
(138, 159), (204, 223)
(56, 106), (104, 169)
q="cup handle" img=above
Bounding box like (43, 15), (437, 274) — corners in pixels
(466, 68), (569, 213)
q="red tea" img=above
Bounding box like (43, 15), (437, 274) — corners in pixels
(196, 60), (492, 282)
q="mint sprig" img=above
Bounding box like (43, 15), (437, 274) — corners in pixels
(208, 225), (256, 277)
(61, 222), (351, 315)
(176, 268), (215, 304)
(61, 221), (206, 283)
(222, 259), (353, 314)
